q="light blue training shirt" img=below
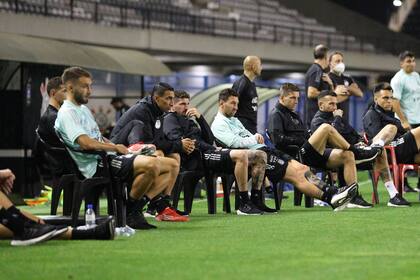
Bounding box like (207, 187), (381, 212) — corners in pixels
(55, 100), (102, 178)
(211, 111), (265, 150)
(391, 69), (420, 124)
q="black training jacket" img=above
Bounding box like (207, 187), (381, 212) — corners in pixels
(111, 96), (182, 154)
(163, 112), (216, 152)
(311, 110), (363, 145)
(363, 104), (406, 142)
(267, 103), (308, 156)
(163, 112), (216, 171)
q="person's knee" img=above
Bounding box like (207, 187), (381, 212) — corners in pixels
(319, 123), (333, 134)
(385, 124), (397, 135)
(138, 158), (160, 177)
(232, 150), (248, 165)
(342, 150), (355, 163)
(411, 126), (420, 138)
(289, 160), (309, 177)
(169, 157), (180, 171)
(255, 150), (267, 163)
(168, 153), (181, 164)
(154, 150), (165, 157)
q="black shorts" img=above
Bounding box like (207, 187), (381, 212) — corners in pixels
(393, 132), (419, 164)
(202, 149), (235, 173)
(94, 154), (136, 181)
(300, 141), (332, 169)
(259, 147), (290, 182)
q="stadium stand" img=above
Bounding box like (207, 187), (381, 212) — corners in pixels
(0, 0), (375, 52)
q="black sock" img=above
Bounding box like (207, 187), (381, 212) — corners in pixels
(0, 206), (25, 236)
(250, 189), (261, 203)
(320, 186), (336, 204)
(138, 196), (151, 211)
(126, 196), (141, 215)
(162, 194), (172, 205)
(150, 195), (170, 213)
(71, 227), (96, 240)
(239, 191), (249, 204)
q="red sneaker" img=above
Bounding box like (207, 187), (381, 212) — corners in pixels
(128, 142), (156, 156)
(155, 207), (190, 222)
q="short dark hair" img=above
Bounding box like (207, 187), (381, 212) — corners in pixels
(62, 67), (92, 84)
(399, 50), (415, 62)
(373, 82), (393, 95)
(279, 83), (300, 97)
(328, 51), (344, 63)
(47, 76), (63, 96)
(152, 82), (174, 97)
(174, 90), (190, 100)
(314, 45), (329, 60)
(219, 88), (239, 102)
(318, 90), (337, 100)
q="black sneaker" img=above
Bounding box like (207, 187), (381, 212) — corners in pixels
(93, 216), (116, 239)
(11, 222), (56, 246)
(347, 194), (373, 209)
(236, 201), (264, 215)
(127, 210), (157, 230)
(388, 194), (411, 207)
(252, 200), (277, 213)
(352, 146), (380, 164)
(330, 183), (358, 211)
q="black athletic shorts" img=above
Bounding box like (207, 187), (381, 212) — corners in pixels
(300, 141), (332, 169)
(94, 154), (136, 181)
(202, 149), (235, 173)
(393, 132), (419, 164)
(258, 147), (290, 182)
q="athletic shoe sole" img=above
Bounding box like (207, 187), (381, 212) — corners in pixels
(354, 151), (379, 165)
(387, 202), (411, 207)
(236, 210), (263, 215)
(143, 212), (156, 218)
(332, 184), (358, 212)
(11, 230), (56, 246)
(155, 215), (189, 222)
(346, 203), (372, 209)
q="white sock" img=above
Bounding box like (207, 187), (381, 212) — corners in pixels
(372, 139), (385, 147)
(384, 180), (398, 198)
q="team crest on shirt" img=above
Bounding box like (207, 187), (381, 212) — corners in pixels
(155, 120), (161, 129)
(344, 80), (349, 87)
(252, 97), (258, 111)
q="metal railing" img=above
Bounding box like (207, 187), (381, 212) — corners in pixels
(0, 0), (415, 54)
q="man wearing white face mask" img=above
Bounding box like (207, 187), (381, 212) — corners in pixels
(328, 51), (363, 122)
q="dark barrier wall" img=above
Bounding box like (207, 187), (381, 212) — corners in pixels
(0, 63), (64, 197)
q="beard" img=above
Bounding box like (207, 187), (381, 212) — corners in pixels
(74, 90), (88, 104)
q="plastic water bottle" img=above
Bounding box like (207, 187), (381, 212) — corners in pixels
(85, 204), (96, 229)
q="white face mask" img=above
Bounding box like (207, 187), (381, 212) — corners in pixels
(333, 62), (345, 74)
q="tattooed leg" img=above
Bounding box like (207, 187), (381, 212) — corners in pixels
(247, 150), (266, 190)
